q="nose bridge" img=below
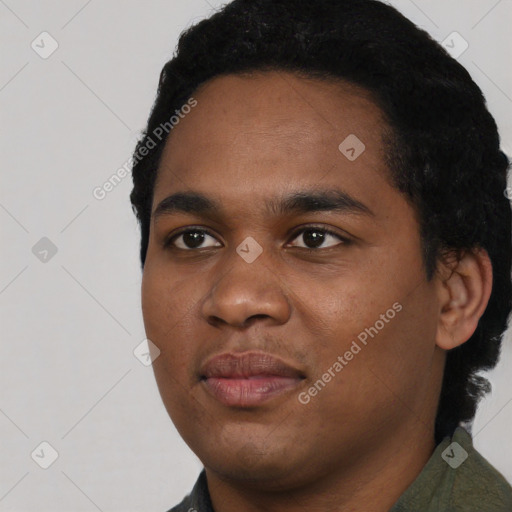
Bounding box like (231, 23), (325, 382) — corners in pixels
(201, 239), (291, 327)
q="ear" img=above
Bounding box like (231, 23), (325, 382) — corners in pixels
(435, 248), (493, 351)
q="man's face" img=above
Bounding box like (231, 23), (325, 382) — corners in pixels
(141, 72), (444, 488)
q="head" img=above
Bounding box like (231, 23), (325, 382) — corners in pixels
(130, 0), (511, 484)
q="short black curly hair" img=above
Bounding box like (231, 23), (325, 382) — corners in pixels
(130, 0), (512, 445)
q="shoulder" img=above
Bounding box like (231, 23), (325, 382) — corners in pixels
(165, 498), (194, 512)
(166, 504), (195, 512)
(164, 490), (195, 512)
(164, 469), (212, 512)
(445, 427), (512, 511)
(390, 427), (512, 512)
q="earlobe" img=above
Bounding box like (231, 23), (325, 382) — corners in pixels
(435, 248), (493, 351)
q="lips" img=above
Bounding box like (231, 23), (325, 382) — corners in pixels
(200, 351), (305, 407)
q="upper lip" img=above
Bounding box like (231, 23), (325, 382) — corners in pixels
(200, 351), (305, 379)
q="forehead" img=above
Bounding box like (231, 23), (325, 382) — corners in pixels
(152, 71), (393, 214)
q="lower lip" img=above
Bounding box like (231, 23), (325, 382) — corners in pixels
(202, 376), (303, 407)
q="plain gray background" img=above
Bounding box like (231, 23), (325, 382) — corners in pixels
(1, 1), (511, 511)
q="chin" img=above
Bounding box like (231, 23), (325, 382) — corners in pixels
(201, 443), (308, 490)
(207, 463), (295, 489)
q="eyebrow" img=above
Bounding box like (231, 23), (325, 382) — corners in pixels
(153, 188), (375, 221)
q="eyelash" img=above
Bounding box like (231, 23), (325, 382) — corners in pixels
(163, 225), (351, 251)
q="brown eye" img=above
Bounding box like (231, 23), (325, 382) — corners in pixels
(288, 226), (349, 249)
(165, 229), (222, 250)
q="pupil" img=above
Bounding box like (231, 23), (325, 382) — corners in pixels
(184, 232), (204, 248)
(304, 229), (324, 248)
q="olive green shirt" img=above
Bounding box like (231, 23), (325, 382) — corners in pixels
(167, 427), (512, 511)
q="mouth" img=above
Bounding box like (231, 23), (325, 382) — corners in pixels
(200, 351), (306, 407)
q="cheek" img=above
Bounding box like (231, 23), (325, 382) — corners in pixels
(297, 274), (382, 350)
(141, 264), (194, 362)
(298, 263), (436, 395)
(141, 269), (168, 346)
(141, 266), (202, 421)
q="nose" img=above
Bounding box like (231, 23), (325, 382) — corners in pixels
(201, 248), (291, 329)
